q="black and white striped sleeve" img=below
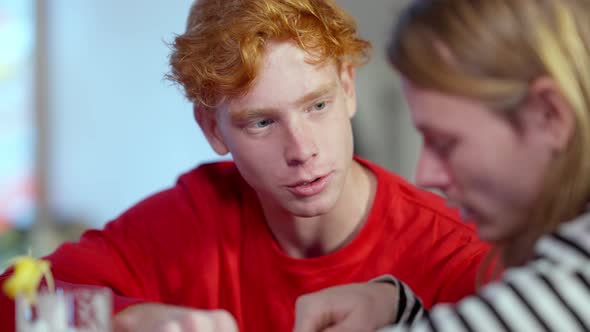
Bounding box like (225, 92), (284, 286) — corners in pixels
(376, 264), (590, 332)
(372, 275), (427, 325)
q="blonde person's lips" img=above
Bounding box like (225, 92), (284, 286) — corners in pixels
(459, 207), (478, 221)
(286, 172), (333, 197)
(446, 200), (478, 222)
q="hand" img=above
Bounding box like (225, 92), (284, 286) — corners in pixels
(293, 282), (398, 332)
(113, 303), (238, 332)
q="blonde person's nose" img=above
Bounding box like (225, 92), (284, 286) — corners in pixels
(415, 149), (451, 191)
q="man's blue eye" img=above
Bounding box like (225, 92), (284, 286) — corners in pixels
(313, 101), (326, 111)
(255, 119), (274, 128)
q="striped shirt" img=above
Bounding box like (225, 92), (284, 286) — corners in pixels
(378, 212), (590, 332)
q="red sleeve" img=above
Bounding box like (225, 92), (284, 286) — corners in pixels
(425, 225), (491, 305)
(0, 177), (215, 332)
(385, 182), (492, 308)
(408, 215), (490, 308)
(0, 214), (151, 332)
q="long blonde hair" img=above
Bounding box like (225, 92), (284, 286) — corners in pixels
(388, 0), (590, 267)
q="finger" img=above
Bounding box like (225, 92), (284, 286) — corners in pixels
(181, 311), (215, 331)
(112, 313), (133, 332)
(152, 320), (182, 332)
(322, 311), (375, 332)
(293, 319), (330, 332)
(293, 296), (324, 332)
(323, 326), (370, 332)
(293, 304), (332, 332)
(210, 309), (239, 332)
(321, 317), (372, 332)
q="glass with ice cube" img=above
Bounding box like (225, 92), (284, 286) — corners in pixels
(16, 286), (112, 332)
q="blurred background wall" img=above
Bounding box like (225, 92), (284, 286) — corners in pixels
(0, 0), (419, 262)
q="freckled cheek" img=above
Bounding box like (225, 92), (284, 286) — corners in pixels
(320, 129), (352, 161)
(237, 159), (285, 193)
(320, 115), (353, 146)
(231, 140), (279, 168)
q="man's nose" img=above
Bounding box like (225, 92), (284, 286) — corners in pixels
(283, 120), (318, 167)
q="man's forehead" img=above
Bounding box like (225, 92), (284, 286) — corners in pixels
(229, 74), (341, 111)
(263, 39), (331, 64)
(229, 78), (339, 113)
(219, 41), (342, 111)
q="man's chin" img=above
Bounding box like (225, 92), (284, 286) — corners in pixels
(286, 201), (335, 219)
(287, 209), (327, 219)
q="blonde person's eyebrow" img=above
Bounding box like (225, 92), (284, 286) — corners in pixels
(231, 81), (338, 124)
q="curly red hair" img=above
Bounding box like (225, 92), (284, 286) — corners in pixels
(167, 0), (371, 110)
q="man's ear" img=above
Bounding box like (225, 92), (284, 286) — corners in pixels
(521, 77), (575, 153)
(193, 104), (230, 155)
(339, 62), (357, 118)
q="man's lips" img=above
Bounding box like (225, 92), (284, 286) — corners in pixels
(287, 175), (324, 188)
(285, 172), (333, 197)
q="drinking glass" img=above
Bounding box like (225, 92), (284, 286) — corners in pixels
(15, 286), (112, 332)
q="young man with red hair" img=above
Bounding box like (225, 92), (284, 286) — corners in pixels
(1, 1), (489, 331)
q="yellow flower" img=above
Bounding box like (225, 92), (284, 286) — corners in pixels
(2, 256), (54, 304)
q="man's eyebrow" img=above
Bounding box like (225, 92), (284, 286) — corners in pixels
(293, 81), (338, 107)
(230, 107), (276, 124)
(231, 81), (338, 123)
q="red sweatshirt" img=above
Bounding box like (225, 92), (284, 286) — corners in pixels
(0, 157), (489, 331)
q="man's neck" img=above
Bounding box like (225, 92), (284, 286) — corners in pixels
(262, 160), (377, 258)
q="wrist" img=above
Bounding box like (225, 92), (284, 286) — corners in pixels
(370, 277), (399, 325)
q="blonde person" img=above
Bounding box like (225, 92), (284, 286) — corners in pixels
(294, 0), (590, 331)
(0, 1), (492, 331)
